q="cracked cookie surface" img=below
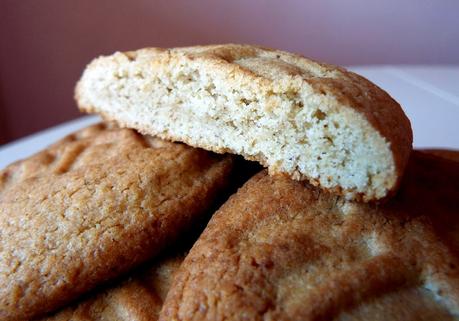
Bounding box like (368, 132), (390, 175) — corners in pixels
(160, 150), (459, 321)
(39, 252), (184, 321)
(0, 122), (233, 320)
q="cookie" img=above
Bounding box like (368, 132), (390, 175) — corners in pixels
(160, 150), (459, 320)
(40, 252), (184, 321)
(76, 44), (412, 201)
(422, 149), (459, 162)
(0, 122), (233, 320)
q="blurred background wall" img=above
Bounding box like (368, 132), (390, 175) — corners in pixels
(1, 0), (458, 144)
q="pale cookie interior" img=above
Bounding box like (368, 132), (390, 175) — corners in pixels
(77, 46), (396, 201)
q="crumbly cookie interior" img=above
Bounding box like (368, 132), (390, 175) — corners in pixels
(78, 48), (396, 201)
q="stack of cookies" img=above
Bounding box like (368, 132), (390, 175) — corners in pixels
(1, 44), (458, 321)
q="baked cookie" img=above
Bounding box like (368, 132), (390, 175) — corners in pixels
(422, 149), (459, 162)
(160, 150), (459, 321)
(0, 123), (233, 320)
(76, 44), (412, 201)
(39, 252), (184, 321)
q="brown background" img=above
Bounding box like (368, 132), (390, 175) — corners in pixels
(1, 0), (458, 145)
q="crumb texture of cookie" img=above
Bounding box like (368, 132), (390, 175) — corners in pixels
(39, 253), (183, 321)
(76, 44), (412, 201)
(0, 122), (233, 321)
(159, 150), (459, 321)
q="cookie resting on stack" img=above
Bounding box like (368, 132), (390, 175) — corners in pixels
(1, 44), (457, 321)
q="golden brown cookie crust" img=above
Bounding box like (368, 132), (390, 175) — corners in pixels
(421, 149), (459, 162)
(159, 150), (459, 321)
(0, 123), (233, 321)
(39, 253), (184, 321)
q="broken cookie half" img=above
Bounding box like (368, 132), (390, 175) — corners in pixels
(76, 44), (412, 201)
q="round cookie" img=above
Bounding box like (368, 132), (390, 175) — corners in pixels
(0, 122), (233, 320)
(160, 150), (459, 321)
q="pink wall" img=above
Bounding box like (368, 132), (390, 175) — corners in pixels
(1, 0), (458, 144)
